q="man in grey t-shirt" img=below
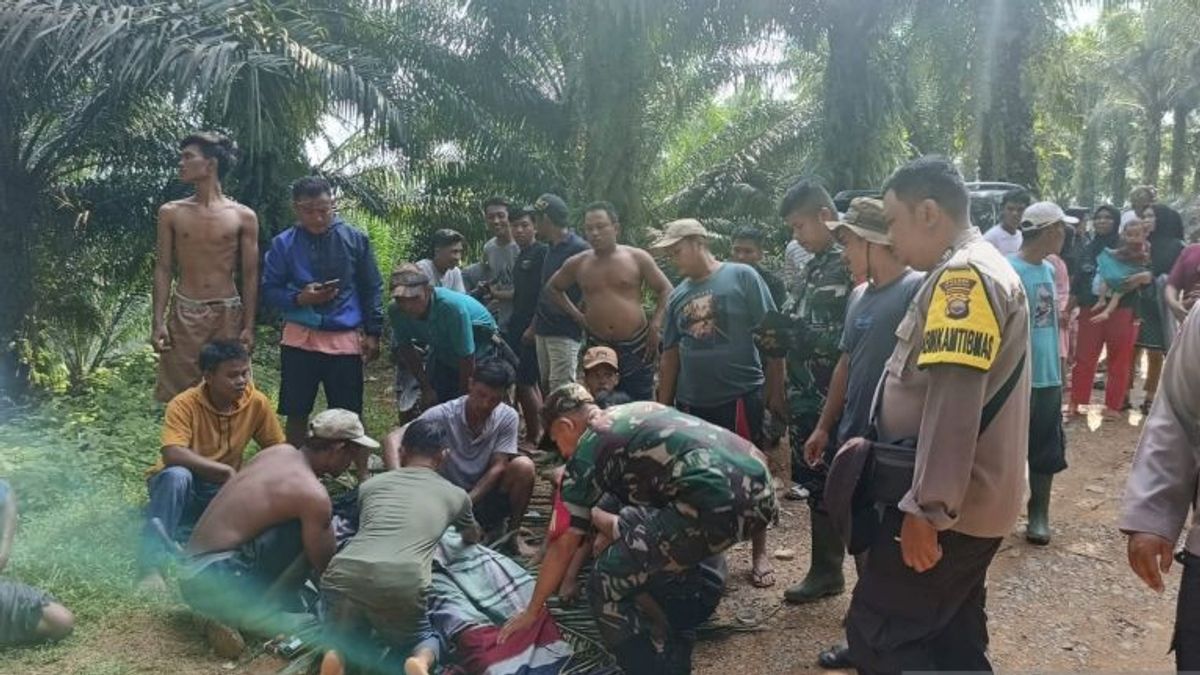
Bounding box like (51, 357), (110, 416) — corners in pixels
(480, 197), (520, 331)
(381, 359), (535, 540)
(798, 198), (922, 669)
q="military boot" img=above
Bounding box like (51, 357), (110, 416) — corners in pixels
(1026, 472), (1053, 545)
(784, 510), (845, 604)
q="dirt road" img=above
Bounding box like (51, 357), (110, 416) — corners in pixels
(697, 407), (1177, 673)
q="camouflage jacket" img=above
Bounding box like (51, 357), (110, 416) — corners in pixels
(558, 402), (770, 532)
(781, 244), (851, 416)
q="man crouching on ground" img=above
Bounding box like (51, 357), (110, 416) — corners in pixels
(498, 385), (777, 675)
(319, 418), (481, 675)
(179, 409), (377, 657)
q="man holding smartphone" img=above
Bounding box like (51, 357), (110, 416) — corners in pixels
(262, 176), (385, 444)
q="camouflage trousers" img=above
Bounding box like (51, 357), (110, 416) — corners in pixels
(587, 486), (775, 648)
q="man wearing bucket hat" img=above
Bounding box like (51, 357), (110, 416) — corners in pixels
(650, 218), (783, 587)
(1007, 201), (1075, 546)
(804, 197), (925, 670)
(179, 409), (377, 657)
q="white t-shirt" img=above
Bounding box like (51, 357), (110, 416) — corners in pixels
(983, 225), (1023, 256)
(416, 259), (466, 293)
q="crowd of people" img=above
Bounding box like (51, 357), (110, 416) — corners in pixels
(4, 129), (1200, 675)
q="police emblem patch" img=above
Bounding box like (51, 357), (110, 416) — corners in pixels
(939, 276), (976, 319)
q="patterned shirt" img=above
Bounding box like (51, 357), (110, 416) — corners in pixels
(559, 402), (771, 533)
(784, 244), (852, 418)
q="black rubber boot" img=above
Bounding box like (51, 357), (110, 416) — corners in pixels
(784, 510), (846, 604)
(1026, 472), (1053, 545)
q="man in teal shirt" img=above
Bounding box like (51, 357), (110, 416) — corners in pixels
(390, 263), (501, 406)
(1007, 201), (1074, 545)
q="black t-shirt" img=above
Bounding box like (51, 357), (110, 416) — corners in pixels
(753, 264), (788, 309)
(535, 232), (590, 339)
(508, 242), (548, 337)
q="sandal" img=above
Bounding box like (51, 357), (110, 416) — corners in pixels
(749, 567), (776, 588)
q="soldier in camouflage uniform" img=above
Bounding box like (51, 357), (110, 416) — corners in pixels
(774, 179), (852, 605)
(497, 384), (776, 675)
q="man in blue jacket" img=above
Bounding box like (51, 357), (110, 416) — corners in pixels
(262, 176), (385, 444)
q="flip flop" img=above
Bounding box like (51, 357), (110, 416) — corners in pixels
(750, 567), (776, 588)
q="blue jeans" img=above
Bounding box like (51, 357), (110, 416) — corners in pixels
(138, 466), (221, 575)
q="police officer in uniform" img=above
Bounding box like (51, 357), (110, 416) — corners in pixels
(844, 156), (1030, 673)
(1121, 305), (1200, 670)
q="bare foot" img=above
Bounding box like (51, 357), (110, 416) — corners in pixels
(320, 650), (346, 675)
(405, 648), (436, 675)
(1102, 409), (1123, 421)
(750, 563), (776, 588)
(136, 572), (168, 594)
(201, 618), (245, 659)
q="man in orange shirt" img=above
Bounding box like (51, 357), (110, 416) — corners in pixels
(137, 340), (285, 591)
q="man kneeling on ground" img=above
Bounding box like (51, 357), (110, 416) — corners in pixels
(0, 480), (74, 648)
(499, 385), (777, 675)
(319, 418), (481, 675)
(179, 409), (375, 657)
(382, 360), (535, 546)
(138, 339), (285, 591)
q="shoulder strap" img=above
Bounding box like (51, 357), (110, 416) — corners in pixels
(978, 353), (1026, 436)
(867, 352), (1026, 441)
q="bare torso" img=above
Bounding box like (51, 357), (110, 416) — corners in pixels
(576, 246), (649, 341)
(187, 445), (328, 555)
(164, 196), (253, 300)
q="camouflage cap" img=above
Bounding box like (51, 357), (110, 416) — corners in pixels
(309, 408), (380, 449)
(541, 383), (595, 430)
(826, 197), (891, 246)
(390, 262), (430, 299)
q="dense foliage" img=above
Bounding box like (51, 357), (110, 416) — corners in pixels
(2, 0), (1200, 399)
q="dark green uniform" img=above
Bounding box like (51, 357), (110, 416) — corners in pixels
(560, 402), (776, 647)
(783, 244), (851, 490)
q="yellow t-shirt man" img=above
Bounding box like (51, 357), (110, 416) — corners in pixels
(147, 382), (285, 477)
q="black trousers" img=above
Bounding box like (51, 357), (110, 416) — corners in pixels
(677, 389), (765, 446)
(1175, 551), (1200, 670)
(846, 508), (1001, 675)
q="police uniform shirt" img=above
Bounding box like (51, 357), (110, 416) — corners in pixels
(876, 227), (1031, 539)
(1121, 305), (1200, 554)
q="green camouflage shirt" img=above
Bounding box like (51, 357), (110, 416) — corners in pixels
(784, 244), (851, 417)
(559, 402), (771, 533)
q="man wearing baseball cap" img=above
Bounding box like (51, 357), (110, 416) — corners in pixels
(580, 346), (630, 407)
(497, 385), (776, 673)
(389, 262), (503, 407)
(178, 409), (375, 657)
(1008, 201), (1075, 546)
(530, 194), (591, 392)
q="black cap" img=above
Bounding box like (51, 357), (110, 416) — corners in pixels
(533, 194), (569, 228)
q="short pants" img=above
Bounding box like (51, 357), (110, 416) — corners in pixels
(0, 578), (53, 647)
(1029, 386), (1067, 474)
(504, 330), (540, 388)
(156, 293), (243, 403)
(278, 346), (363, 417)
(178, 520), (308, 633)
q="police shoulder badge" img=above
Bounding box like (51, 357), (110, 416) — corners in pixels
(917, 266), (1001, 371)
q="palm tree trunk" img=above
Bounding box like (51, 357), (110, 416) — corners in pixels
(1144, 104), (1164, 187)
(0, 167), (36, 401)
(976, 0), (1038, 192)
(1109, 117), (1132, 205)
(821, 0), (886, 192)
(1075, 117), (1100, 209)
(1170, 104), (1191, 197)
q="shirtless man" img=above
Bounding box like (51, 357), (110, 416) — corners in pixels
(153, 132), (260, 403)
(179, 409), (376, 657)
(546, 202), (672, 401)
